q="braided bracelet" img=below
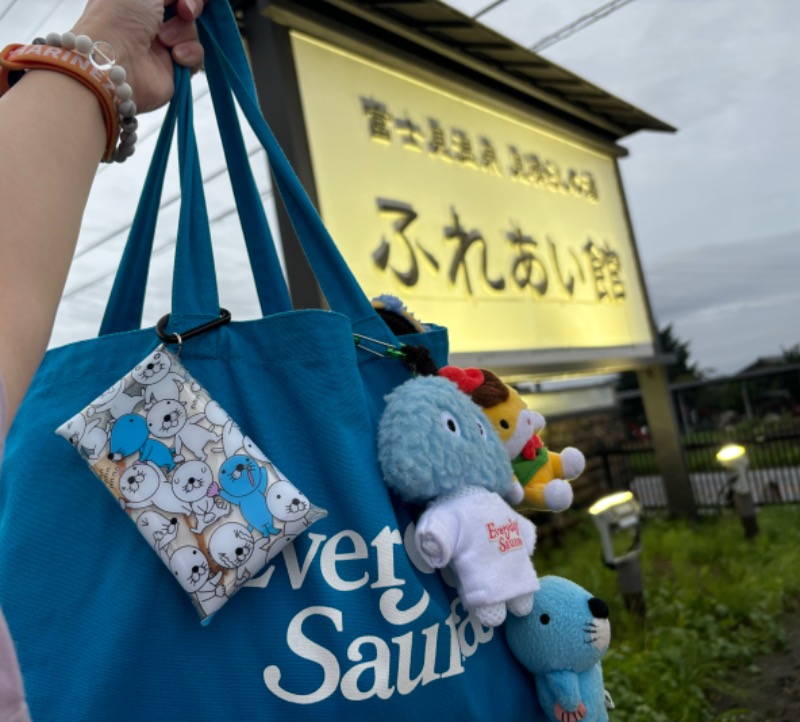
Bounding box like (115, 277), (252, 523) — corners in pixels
(0, 33), (138, 163)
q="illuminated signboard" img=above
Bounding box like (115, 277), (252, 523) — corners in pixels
(290, 31), (655, 361)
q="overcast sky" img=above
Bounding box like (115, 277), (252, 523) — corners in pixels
(2, 0), (798, 375)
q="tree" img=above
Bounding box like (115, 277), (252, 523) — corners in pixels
(782, 344), (800, 364)
(616, 324), (705, 392)
(615, 325), (709, 434)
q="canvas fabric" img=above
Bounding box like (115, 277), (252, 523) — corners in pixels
(0, 2), (545, 719)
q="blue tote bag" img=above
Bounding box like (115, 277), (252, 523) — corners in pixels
(0, 2), (544, 719)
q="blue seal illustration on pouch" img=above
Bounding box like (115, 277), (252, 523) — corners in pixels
(109, 414), (176, 471)
(218, 454), (280, 535)
(55, 345), (328, 625)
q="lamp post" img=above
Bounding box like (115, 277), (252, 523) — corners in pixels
(588, 491), (645, 618)
(716, 443), (758, 539)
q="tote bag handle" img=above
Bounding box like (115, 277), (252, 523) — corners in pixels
(100, 0), (397, 346)
(100, 49), (290, 333)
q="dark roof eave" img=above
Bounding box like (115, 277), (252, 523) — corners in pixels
(326, 0), (677, 138)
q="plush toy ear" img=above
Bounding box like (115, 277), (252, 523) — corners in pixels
(439, 366), (484, 394)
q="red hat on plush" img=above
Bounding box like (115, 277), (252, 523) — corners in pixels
(438, 366), (485, 395)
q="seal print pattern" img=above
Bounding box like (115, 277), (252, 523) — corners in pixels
(56, 346), (327, 623)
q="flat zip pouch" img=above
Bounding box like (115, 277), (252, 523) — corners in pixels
(56, 345), (326, 623)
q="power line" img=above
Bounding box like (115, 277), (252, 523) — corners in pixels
(0, 0), (20, 24)
(530, 0), (638, 53)
(63, 188), (274, 301)
(76, 143), (265, 259)
(472, 0), (512, 21)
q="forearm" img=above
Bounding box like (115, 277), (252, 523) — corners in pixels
(0, 70), (105, 423)
(0, 0), (204, 430)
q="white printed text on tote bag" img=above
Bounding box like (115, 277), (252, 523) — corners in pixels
(252, 521), (494, 703)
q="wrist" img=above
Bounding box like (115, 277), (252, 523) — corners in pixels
(0, 33), (139, 162)
(20, 69), (107, 156)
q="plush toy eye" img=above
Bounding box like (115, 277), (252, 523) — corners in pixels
(440, 411), (461, 437)
(539, 614), (550, 625)
(476, 418), (488, 440)
(500, 419), (510, 429)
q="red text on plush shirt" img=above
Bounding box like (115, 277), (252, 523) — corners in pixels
(486, 519), (524, 553)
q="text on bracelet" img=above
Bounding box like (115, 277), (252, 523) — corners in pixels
(9, 44), (115, 96)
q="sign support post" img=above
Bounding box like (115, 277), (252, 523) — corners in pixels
(240, 2), (325, 309)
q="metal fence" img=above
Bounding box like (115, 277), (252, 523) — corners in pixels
(597, 421), (800, 514)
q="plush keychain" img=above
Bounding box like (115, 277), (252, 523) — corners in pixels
(377, 369), (539, 627)
(371, 293), (429, 335)
(505, 576), (614, 722)
(442, 366), (586, 513)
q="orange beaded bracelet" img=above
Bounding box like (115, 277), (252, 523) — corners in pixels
(0, 36), (137, 163)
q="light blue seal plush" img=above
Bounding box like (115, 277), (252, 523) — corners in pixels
(505, 576), (613, 722)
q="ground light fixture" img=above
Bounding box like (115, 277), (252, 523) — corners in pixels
(588, 490), (645, 617)
(715, 443), (759, 538)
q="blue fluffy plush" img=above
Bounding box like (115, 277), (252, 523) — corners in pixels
(377, 375), (512, 503)
(505, 576), (612, 722)
(377, 375), (540, 628)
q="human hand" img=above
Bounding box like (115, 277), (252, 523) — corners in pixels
(70, 0), (206, 115)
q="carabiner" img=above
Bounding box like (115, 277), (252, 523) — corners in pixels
(156, 308), (232, 345)
(353, 334), (407, 360)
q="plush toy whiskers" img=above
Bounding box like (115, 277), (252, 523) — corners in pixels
(505, 576), (614, 722)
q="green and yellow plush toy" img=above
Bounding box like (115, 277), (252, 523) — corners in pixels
(440, 367), (585, 513)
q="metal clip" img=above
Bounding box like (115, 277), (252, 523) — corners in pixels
(156, 308), (232, 347)
(353, 334), (407, 360)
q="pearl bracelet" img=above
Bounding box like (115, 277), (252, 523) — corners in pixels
(34, 32), (138, 163)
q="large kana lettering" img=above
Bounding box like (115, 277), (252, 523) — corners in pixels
(261, 523), (494, 704)
(373, 198), (627, 302)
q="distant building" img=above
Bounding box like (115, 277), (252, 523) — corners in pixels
(736, 356), (787, 374)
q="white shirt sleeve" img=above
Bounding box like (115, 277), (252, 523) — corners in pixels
(415, 506), (457, 568)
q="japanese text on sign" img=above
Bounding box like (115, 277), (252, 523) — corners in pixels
(372, 199), (626, 303)
(361, 97), (599, 204)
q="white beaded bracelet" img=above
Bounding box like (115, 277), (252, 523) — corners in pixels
(34, 32), (138, 163)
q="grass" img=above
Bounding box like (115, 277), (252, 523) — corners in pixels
(534, 506), (800, 721)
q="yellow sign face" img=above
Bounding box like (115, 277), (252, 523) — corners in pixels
(290, 31), (654, 357)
